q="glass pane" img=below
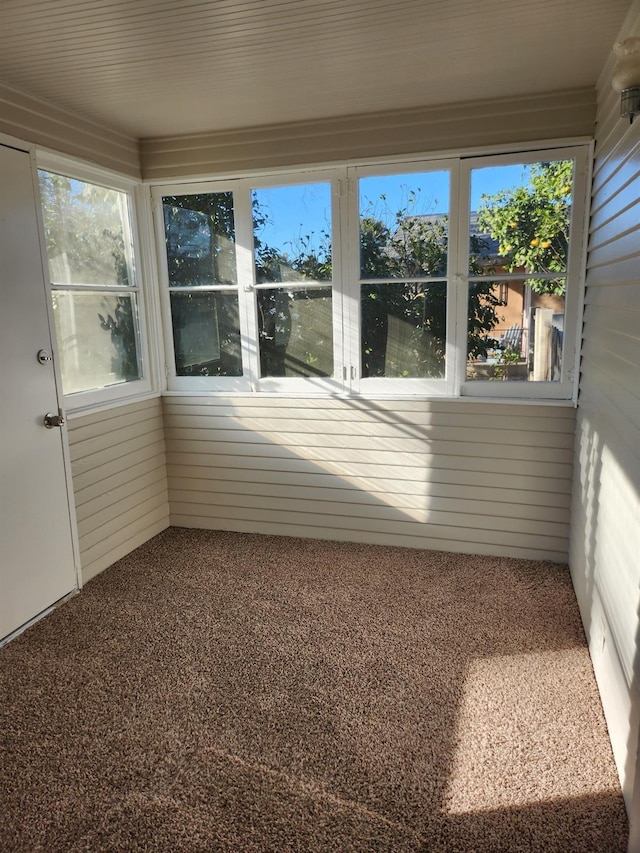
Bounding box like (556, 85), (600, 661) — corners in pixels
(52, 292), (141, 394)
(466, 280), (565, 382)
(469, 160), (574, 277)
(359, 171), (449, 279)
(38, 171), (133, 287)
(170, 291), (242, 377)
(162, 193), (237, 287)
(258, 287), (333, 378)
(361, 282), (446, 378)
(252, 183), (332, 283)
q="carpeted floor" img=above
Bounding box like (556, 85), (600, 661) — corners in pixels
(0, 528), (629, 852)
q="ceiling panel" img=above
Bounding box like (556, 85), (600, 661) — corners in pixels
(0, 0), (632, 139)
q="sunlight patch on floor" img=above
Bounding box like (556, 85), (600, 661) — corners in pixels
(444, 647), (620, 814)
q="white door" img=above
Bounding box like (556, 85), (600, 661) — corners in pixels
(0, 142), (77, 641)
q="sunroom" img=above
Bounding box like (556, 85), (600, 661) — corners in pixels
(0, 0), (639, 849)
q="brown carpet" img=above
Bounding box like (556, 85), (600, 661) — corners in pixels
(0, 527), (629, 852)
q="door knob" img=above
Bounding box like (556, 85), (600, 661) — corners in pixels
(43, 412), (65, 429)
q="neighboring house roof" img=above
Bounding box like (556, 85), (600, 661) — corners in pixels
(393, 212), (501, 260)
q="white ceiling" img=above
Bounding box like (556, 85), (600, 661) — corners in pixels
(0, 0), (633, 140)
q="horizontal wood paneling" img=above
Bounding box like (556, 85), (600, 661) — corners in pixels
(571, 6), (640, 834)
(141, 89), (595, 179)
(67, 398), (169, 583)
(164, 396), (575, 562)
(166, 466), (572, 508)
(167, 476), (568, 519)
(0, 83), (140, 176)
(588, 195), (640, 247)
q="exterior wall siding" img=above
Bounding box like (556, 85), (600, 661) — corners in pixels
(67, 398), (170, 583)
(141, 88), (595, 180)
(165, 396), (575, 562)
(569, 4), (640, 843)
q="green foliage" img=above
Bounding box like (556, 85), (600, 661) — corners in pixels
(97, 296), (139, 380)
(39, 171), (131, 286)
(490, 343), (521, 381)
(163, 192), (236, 286)
(252, 191), (332, 283)
(476, 160), (573, 295)
(162, 193), (243, 376)
(252, 187), (502, 378)
(39, 171), (139, 379)
(359, 200), (500, 377)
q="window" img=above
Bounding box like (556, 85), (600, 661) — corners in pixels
(355, 165), (453, 395)
(38, 164), (150, 407)
(162, 191), (243, 380)
(252, 182), (334, 379)
(155, 173), (344, 393)
(459, 153), (585, 397)
(153, 146), (588, 400)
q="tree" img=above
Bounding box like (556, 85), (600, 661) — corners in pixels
(162, 193), (242, 376)
(39, 172), (131, 287)
(161, 187), (504, 379)
(252, 194), (333, 376)
(252, 193), (501, 378)
(162, 192), (236, 286)
(358, 194), (501, 378)
(39, 172), (140, 382)
(476, 160), (573, 295)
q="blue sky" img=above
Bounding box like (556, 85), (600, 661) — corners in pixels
(252, 164), (532, 255)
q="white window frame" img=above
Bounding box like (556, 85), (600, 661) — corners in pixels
(153, 171), (346, 394)
(456, 145), (590, 401)
(245, 169), (345, 394)
(344, 158), (460, 396)
(152, 179), (253, 393)
(149, 142), (590, 403)
(37, 152), (155, 412)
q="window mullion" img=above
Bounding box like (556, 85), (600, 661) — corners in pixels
(342, 169), (361, 393)
(234, 181), (260, 390)
(333, 169), (350, 392)
(150, 187), (179, 385)
(447, 158), (464, 397)
(453, 158), (473, 396)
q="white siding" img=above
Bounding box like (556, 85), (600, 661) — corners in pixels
(67, 398), (170, 583)
(569, 3), (640, 843)
(0, 82), (140, 177)
(141, 89), (595, 180)
(165, 396), (575, 562)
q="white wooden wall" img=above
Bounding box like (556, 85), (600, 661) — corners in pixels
(569, 4), (640, 844)
(141, 88), (595, 180)
(165, 396), (575, 562)
(67, 398), (170, 583)
(0, 82), (140, 177)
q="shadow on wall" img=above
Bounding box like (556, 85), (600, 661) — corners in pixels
(570, 403), (640, 849)
(163, 394), (575, 562)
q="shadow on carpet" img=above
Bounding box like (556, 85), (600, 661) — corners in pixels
(0, 528), (629, 852)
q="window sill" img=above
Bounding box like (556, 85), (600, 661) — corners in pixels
(65, 388), (161, 420)
(159, 388), (576, 407)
